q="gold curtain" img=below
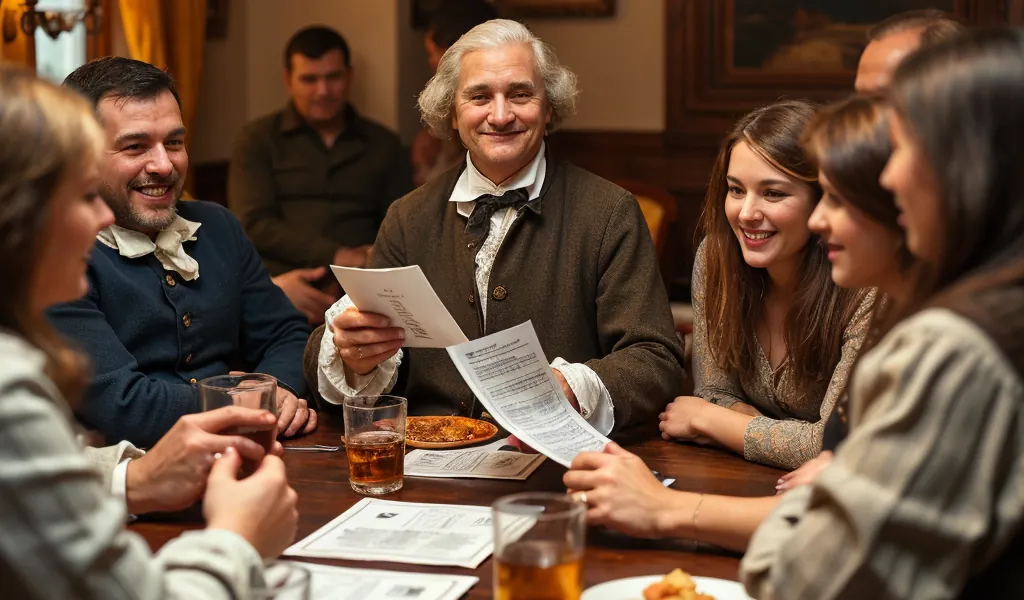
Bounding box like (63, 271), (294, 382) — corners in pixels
(118, 0), (206, 192)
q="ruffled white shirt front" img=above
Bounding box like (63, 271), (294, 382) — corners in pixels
(96, 216), (202, 281)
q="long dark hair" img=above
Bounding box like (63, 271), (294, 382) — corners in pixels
(885, 28), (1024, 358)
(698, 99), (861, 394)
(802, 94), (913, 345)
(0, 67), (102, 402)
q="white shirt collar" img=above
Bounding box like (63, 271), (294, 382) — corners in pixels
(96, 215), (203, 281)
(449, 142), (546, 217)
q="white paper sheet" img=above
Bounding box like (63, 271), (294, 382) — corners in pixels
(330, 265), (468, 348)
(405, 440), (546, 480)
(293, 562), (478, 600)
(283, 498), (532, 568)
(446, 321), (612, 468)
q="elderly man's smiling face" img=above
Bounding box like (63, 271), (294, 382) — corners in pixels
(452, 43), (551, 184)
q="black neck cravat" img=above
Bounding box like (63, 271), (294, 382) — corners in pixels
(465, 188), (529, 239)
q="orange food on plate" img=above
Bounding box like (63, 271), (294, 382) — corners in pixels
(642, 569), (716, 600)
(405, 416), (497, 445)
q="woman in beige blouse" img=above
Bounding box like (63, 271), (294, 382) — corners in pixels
(564, 94), (911, 551)
(743, 29), (1024, 598)
(0, 68), (298, 598)
(659, 100), (871, 469)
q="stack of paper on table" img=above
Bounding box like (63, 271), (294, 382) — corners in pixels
(404, 439), (546, 480)
(284, 498), (535, 569)
(295, 562), (478, 600)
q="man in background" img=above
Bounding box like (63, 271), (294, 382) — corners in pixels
(855, 8), (965, 93)
(230, 26), (412, 324)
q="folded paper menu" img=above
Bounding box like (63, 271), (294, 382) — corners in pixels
(297, 562), (478, 600)
(330, 265), (468, 348)
(404, 439), (546, 480)
(284, 498), (534, 569)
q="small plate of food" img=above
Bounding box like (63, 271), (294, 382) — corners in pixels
(404, 415), (499, 449)
(582, 569), (751, 600)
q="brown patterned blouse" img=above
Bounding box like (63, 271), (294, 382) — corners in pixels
(690, 245), (874, 469)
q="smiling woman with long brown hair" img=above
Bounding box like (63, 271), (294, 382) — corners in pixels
(562, 93), (912, 552)
(660, 99), (872, 470)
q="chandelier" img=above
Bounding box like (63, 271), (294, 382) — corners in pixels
(2, 0), (103, 42)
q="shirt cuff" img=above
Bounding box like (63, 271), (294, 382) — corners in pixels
(317, 295), (401, 405)
(111, 457), (131, 498)
(551, 358), (615, 436)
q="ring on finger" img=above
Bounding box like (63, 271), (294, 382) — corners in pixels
(572, 491), (588, 506)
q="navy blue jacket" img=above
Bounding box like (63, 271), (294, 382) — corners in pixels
(47, 201), (310, 448)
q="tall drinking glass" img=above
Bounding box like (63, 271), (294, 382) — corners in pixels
(343, 395), (407, 495)
(199, 373), (278, 475)
(492, 492), (586, 600)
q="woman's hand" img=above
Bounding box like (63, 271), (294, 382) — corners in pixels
(776, 450), (833, 493)
(203, 448), (299, 559)
(562, 442), (680, 538)
(658, 396), (713, 444)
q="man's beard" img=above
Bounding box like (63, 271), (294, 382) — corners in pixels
(100, 177), (181, 232)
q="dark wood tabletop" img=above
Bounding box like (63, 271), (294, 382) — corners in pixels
(130, 411), (783, 598)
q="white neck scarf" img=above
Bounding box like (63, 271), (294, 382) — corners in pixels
(96, 216), (202, 281)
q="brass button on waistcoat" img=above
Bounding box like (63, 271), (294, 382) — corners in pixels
(468, 294), (475, 306)
(467, 241), (477, 250)
(189, 378), (197, 384)
(182, 313), (192, 328)
(492, 285), (508, 301)
(165, 274), (176, 287)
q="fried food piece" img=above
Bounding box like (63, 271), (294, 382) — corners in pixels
(642, 569), (715, 600)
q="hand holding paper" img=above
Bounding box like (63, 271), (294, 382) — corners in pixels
(331, 265), (469, 349)
(446, 321), (611, 467)
(330, 308), (407, 375)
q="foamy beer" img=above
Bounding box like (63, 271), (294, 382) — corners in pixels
(343, 395), (407, 495)
(492, 492), (586, 600)
(199, 373), (278, 476)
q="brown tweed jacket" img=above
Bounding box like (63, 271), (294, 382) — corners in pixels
(305, 154), (685, 431)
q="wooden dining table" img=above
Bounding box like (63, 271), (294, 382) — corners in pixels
(130, 410), (783, 599)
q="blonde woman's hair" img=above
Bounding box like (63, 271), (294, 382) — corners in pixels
(0, 66), (105, 402)
(417, 18), (578, 138)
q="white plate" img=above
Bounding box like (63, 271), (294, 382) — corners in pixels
(582, 575), (751, 600)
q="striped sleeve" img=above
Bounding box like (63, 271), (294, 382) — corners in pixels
(0, 374), (263, 599)
(740, 310), (1024, 599)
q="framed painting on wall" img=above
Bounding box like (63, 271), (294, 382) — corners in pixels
(725, 0), (956, 78)
(664, 0), (1004, 146)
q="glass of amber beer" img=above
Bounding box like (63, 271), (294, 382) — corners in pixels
(199, 373), (278, 476)
(492, 492), (586, 600)
(343, 395), (407, 495)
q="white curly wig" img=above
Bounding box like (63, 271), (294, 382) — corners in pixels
(417, 19), (579, 139)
